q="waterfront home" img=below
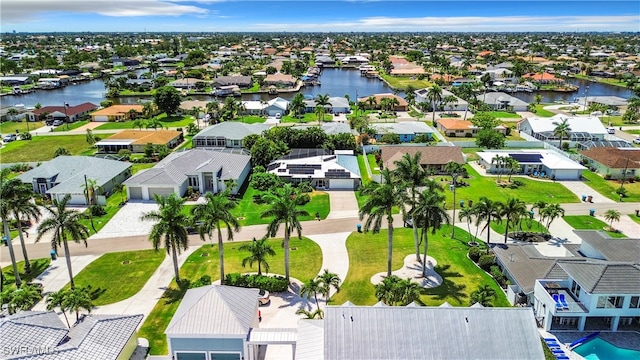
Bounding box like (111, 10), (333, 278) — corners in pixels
(242, 97), (289, 117)
(303, 97), (350, 114)
(380, 145), (465, 173)
(340, 55), (369, 64)
(579, 147), (640, 180)
(477, 92), (529, 112)
(518, 114), (608, 144)
(124, 149), (250, 199)
(168, 78), (207, 89)
(265, 73), (297, 87)
(27, 102), (98, 122)
(267, 149), (361, 190)
(357, 93), (408, 111)
(477, 149), (586, 180)
(193, 122), (270, 149)
(211, 75), (252, 88)
(90, 104), (144, 122)
(0, 75), (31, 86)
(436, 118), (505, 137)
(574, 96), (629, 111)
(415, 88), (469, 111)
(370, 121), (434, 142)
(18, 156), (131, 205)
(95, 129), (184, 153)
(522, 72), (564, 84)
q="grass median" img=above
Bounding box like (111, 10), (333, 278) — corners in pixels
(563, 215), (628, 238)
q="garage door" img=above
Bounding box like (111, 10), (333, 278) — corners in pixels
(129, 187), (143, 200)
(148, 187), (175, 198)
(329, 179), (354, 189)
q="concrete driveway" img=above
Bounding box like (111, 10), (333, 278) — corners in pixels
(90, 201), (158, 239)
(325, 191), (359, 219)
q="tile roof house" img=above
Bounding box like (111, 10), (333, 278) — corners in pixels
(123, 149), (251, 199)
(265, 73), (297, 87)
(17, 156), (131, 205)
(27, 102), (98, 122)
(193, 122), (270, 149)
(90, 105), (144, 122)
(493, 231), (640, 332)
(436, 118), (505, 137)
(579, 147), (640, 179)
(370, 122), (435, 143)
(211, 75), (253, 88)
(0, 311), (142, 360)
(357, 93), (408, 111)
(95, 129), (184, 153)
(380, 145), (465, 173)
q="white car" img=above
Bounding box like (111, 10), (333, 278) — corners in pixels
(52, 119), (64, 126)
(633, 138), (640, 145)
(258, 289), (270, 306)
(3, 134), (17, 142)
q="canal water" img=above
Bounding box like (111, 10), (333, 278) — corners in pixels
(1, 68), (632, 108)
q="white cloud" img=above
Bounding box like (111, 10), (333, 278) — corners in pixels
(1, 0), (208, 24)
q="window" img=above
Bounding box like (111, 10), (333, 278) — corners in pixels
(571, 281), (581, 297)
(188, 176), (199, 187)
(630, 296), (640, 309)
(176, 352), (206, 360)
(597, 296), (624, 309)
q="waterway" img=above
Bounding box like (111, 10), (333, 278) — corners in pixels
(1, 68), (632, 108)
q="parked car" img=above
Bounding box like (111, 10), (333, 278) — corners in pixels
(3, 134), (17, 142)
(404, 216), (414, 228)
(606, 127), (615, 134)
(52, 119), (64, 126)
(258, 289), (270, 306)
(633, 138), (640, 144)
(606, 110), (621, 116)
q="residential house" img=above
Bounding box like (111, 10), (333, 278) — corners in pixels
(579, 147), (640, 179)
(192, 122), (270, 149)
(0, 75), (31, 86)
(494, 231), (640, 332)
(522, 72), (564, 84)
(0, 311), (143, 360)
(574, 96), (629, 111)
(477, 92), (529, 112)
(292, 122), (353, 136)
(518, 114), (608, 144)
(179, 100), (208, 118)
(303, 97), (350, 114)
(415, 89), (469, 111)
(123, 149), (251, 199)
(370, 121), (435, 142)
(27, 102), (98, 122)
(477, 149), (586, 180)
(126, 78), (154, 90)
(90, 105), (144, 122)
(211, 75), (253, 88)
(380, 145), (465, 173)
(95, 130), (184, 153)
(481, 68), (517, 83)
(267, 149), (361, 190)
(168, 78), (207, 89)
(340, 55), (369, 65)
(264, 73), (297, 87)
(437, 118), (506, 137)
(111, 57), (140, 67)
(357, 93), (408, 111)
(18, 156), (132, 205)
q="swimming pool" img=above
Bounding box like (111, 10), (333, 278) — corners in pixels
(573, 337), (640, 360)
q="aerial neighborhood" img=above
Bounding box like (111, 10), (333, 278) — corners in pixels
(1, 28), (640, 360)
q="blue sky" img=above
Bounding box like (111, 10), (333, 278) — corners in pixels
(2, 1), (639, 33)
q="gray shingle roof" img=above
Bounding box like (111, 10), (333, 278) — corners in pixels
(322, 306), (544, 360)
(17, 156), (131, 195)
(574, 230), (640, 263)
(0, 311), (68, 352)
(166, 285), (259, 336)
(558, 262), (640, 294)
(371, 121), (434, 136)
(193, 122), (270, 141)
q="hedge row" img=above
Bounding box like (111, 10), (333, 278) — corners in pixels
(224, 273), (289, 292)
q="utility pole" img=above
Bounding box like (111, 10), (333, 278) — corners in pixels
(619, 157), (630, 202)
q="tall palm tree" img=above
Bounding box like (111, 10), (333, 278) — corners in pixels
(315, 93), (330, 107)
(81, 178), (102, 206)
(474, 197), (502, 245)
(140, 194), (189, 283)
(393, 152), (425, 261)
(1, 171), (24, 287)
(541, 203), (565, 233)
(317, 269), (341, 300)
(458, 206), (477, 243)
(426, 84), (443, 123)
(290, 93), (306, 119)
(7, 182), (41, 273)
(191, 190), (240, 284)
(504, 157), (520, 182)
(46, 289), (71, 328)
(260, 184), (309, 281)
(366, 96), (378, 110)
(314, 105), (326, 122)
(491, 154), (504, 182)
(499, 198), (527, 243)
(238, 238), (276, 275)
(553, 118), (572, 150)
(300, 278), (324, 315)
(36, 195), (90, 289)
(444, 161), (464, 186)
(414, 190), (450, 277)
(604, 209), (621, 231)
(359, 169), (407, 277)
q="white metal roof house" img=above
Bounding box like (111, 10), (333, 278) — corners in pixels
(414, 88), (469, 111)
(477, 149), (586, 180)
(123, 149), (251, 200)
(303, 97), (350, 114)
(266, 149), (361, 190)
(370, 121), (435, 143)
(477, 92), (529, 112)
(17, 156), (132, 205)
(518, 114), (608, 144)
(0, 311), (142, 360)
(193, 122), (271, 149)
(241, 97), (289, 117)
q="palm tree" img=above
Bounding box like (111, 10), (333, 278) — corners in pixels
(7, 182), (41, 273)
(541, 203), (565, 233)
(290, 93), (306, 119)
(491, 154), (505, 182)
(81, 178), (102, 206)
(133, 119), (146, 131)
(46, 289), (71, 327)
(314, 105), (326, 122)
(553, 118), (572, 150)
(191, 190), (240, 284)
(458, 206), (477, 243)
(531, 200), (548, 234)
(238, 237), (276, 275)
(444, 161), (464, 186)
(140, 194), (189, 283)
(64, 286), (94, 323)
(470, 284), (496, 307)
(191, 106), (203, 129)
(300, 278), (323, 315)
(374, 275), (420, 306)
(604, 209), (621, 231)
(146, 118), (163, 130)
(393, 152), (425, 261)
(414, 190), (450, 277)
(534, 94), (543, 106)
(36, 195), (90, 289)
(6, 284), (42, 314)
(359, 169), (407, 277)
(315, 93), (330, 107)
(356, 101), (367, 116)
(295, 308), (324, 319)
(504, 157), (520, 182)
(426, 85), (443, 123)
(474, 197), (502, 245)
(317, 269), (341, 300)
(499, 198), (527, 243)
(260, 184), (309, 281)
(366, 96), (378, 110)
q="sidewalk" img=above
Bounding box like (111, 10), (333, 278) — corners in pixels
(32, 254), (99, 310)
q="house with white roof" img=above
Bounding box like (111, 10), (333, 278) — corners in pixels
(193, 122), (270, 149)
(414, 88), (469, 111)
(477, 149), (586, 180)
(370, 121), (435, 142)
(123, 149), (251, 199)
(242, 97), (289, 117)
(266, 149), (361, 190)
(477, 92), (529, 112)
(303, 97), (350, 114)
(518, 114), (608, 144)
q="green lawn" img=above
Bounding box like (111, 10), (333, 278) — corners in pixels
(131, 163), (156, 174)
(330, 227), (509, 307)
(70, 250), (166, 305)
(95, 114), (194, 130)
(563, 216), (628, 238)
(356, 154), (371, 183)
(281, 113), (333, 123)
(239, 116), (266, 124)
(488, 111), (522, 119)
(51, 120), (90, 132)
(629, 214), (640, 225)
(140, 238), (322, 355)
(2, 258), (51, 290)
(379, 74), (432, 90)
(0, 121), (45, 134)
(533, 105), (556, 117)
(441, 165), (580, 208)
(231, 186), (330, 226)
(79, 190), (127, 236)
(367, 154), (380, 174)
(0, 134), (110, 163)
(489, 219), (546, 235)
(581, 170), (640, 202)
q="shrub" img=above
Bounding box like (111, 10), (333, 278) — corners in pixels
(89, 205), (106, 216)
(616, 187), (628, 197)
(190, 275), (212, 288)
(9, 163), (32, 172)
(478, 254), (496, 271)
(465, 133), (473, 138)
(297, 181), (314, 193)
(295, 193), (311, 205)
(468, 247), (483, 262)
(561, 142), (569, 151)
(604, 174), (612, 180)
(224, 273), (289, 292)
(118, 149), (132, 161)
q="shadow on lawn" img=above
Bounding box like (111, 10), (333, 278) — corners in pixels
(2, 258), (51, 285)
(420, 264), (467, 305)
(161, 279), (192, 305)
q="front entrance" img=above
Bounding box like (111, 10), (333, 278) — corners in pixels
(38, 183), (48, 194)
(316, 179), (326, 189)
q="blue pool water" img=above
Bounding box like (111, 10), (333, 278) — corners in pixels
(573, 337), (640, 360)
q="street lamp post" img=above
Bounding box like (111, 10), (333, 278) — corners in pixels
(63, 102), (69, 130)
(450, 172), (458, 239)
(583, 86), (589, 113)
